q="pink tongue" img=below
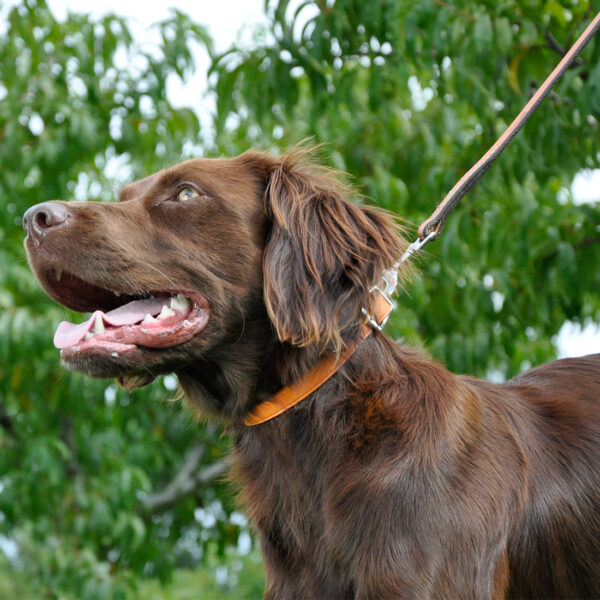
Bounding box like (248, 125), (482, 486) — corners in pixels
(53, 298), (169, 349)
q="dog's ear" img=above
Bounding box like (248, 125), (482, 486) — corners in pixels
(262, 151), (407, 352)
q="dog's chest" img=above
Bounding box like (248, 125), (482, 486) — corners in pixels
(233, 427), (347, 566)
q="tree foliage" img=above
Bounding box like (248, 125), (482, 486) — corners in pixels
(1, 0), (599, 597)
(0, 1), (241, 597)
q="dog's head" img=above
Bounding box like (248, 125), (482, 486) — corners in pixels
(24, 148), (406, 417)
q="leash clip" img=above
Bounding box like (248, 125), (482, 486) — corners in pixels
(395, 230), (438, 267)
(362, 230), (438, 332)
(361, 269), (397, 331)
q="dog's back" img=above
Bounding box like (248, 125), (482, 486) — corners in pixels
(499, 354), (600, 598)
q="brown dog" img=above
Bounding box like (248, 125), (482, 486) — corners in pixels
(24, 149), (600, 599)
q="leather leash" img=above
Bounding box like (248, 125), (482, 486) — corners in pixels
(244, 14), (600, 427)
(418, 11), (600, 240)
(364, 11), (600, 336)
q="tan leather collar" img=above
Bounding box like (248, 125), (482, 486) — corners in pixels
(244, 296), (393, 426)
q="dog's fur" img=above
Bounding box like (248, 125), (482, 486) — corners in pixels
(25, 149), (600, 599)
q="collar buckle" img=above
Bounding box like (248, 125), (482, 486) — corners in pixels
(361, 231), (437, 332)
(361, 268), (397, 332)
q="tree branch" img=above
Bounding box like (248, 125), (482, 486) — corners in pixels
(0, 398), (15, 439)
(541, 235), (600, 268)
(433, 0), (476, 22)
(141, 443), (228, 513)
(544, 31), (585, 69)
(314, 0), (333, 16)
(545, 31), (566, 56)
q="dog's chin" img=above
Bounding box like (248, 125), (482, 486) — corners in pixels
(61, 344), (161, 378)
(59, 322), (211, 386)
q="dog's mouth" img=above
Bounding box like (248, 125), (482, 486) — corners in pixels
(43, 268), (209, 358)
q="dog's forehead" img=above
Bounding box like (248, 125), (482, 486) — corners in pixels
(118, 157), (258, 202)
(119, 172), (161, 202)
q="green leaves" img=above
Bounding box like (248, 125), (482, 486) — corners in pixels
(0, 1), (238, 597)
(473, 12), (493, 54)
(158, 9), (214, 76)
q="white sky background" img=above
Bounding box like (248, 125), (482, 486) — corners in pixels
(5, 0), (600, 358)
(46, 0), (273, 128)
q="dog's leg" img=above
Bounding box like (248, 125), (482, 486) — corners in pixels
(259, 533), (311, 600)
(262, 543), (356, 599)
(351, 549), (509, 600)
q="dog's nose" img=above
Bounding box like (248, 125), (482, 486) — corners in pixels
(23, 201), (70, 243)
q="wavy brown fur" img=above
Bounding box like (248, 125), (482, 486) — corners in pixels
(24, 147), (600, 599)
(263, 147), (407, 353)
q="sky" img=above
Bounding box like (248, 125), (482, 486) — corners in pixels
(47, 0), (274, 127)
(6, 0), (600, 358)
(46, 0), (269, 48)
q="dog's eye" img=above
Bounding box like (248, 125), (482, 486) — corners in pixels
(177, 187), (200, 202)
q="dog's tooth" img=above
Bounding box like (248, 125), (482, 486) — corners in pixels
(169, 294), (190, 312)
(84, 332), (94, 340)
(93, 313), (105, 334)
(141, 313), (156, 324)
(54, 269), (62, 282)
(157, 305), (175, 320)
(113, 290), (121, 297)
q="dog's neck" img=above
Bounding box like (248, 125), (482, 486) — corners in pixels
(175, 312), (368, 422)
(243, 295), (394, 426)
(174, 310), (311, 418)
(175, 284), (398, 424)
